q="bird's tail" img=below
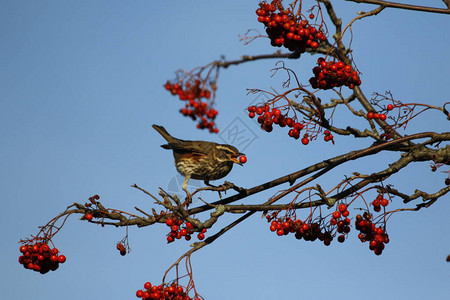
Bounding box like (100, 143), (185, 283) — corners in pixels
(152, 124), (179, 143)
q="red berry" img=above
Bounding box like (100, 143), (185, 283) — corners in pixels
(144, 282), (152, 290)
(367, 112), (374, 119)
(165, 218), (174, 226)
(84, 213), (93, 221)
(338, 204), (347, 213)
(197, 233), (205, 240)
(58, 255), (66, 263)
(387, 104), (394, 111)
(301, 137), (309, 145)
(136, 290), (144, 298)
(380, 198), (389, 207)
(239, 156), (247, 164)
(19, 245), (28, 253)
(171, 225), (179, 232)
(332, 211), (341, 219)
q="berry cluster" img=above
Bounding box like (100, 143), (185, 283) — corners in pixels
(267, 215), (333, 246)
(165, 217), (207, 243)
(329, 203), (351, 243)
(323, 130), (334, 143)
(367, 111), (387, 121)
(355, 212), (389, 255)
(309, 57), (361, 90)
(135, 281), (201, 300)
(116, 243), (127, 256)
(247, 105), (310, 145)
(371, 194), (389, 212)
(256, 1), (326, 52)
(18, 242), (66, 274)
(164, 80), (218, 133)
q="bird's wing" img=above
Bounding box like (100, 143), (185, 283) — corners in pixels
(161, 141), (208, 155)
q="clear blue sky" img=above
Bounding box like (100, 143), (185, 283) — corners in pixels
(1, 1), (449, 299)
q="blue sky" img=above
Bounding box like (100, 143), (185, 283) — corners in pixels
(1, 1), (449, 299)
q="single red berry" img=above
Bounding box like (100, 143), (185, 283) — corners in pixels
(379, 113), (387, 121)
(165, 218), (174, 227)
(239, 156), (247, 164)
(387, 104), (394, 111)
(338, 204), (347, 213)
(171, 225), (179, 232)
(144, 282), (152, 290)
(332, 211), (341, 219)
(20, 245), (28, 253)
(380, 198), (389, 207)
(276, 229), (284, 236)
(309, 13), (314, 19)
(40, 244), (50, 253)
(342, 210), (350, 217)
(84, 213), (93, 221)
(197, 233), (205, 240)
(367, 112), (374, 119)
(301, 137), (309, 145)
(136, 290), (144, 298)
(185, 222), (193, 229)
(337, 235), (345, 243)
(58, 255), (66, 263)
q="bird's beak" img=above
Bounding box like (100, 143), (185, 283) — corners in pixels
(231, 153), (245, 165)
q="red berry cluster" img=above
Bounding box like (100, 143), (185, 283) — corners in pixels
(267, 215), (333, 246)
(165, 217), (207, 243)
(367, 111), (387, 121)
(310, 57), (361, 90)
(164, 80), (218, 133)
(256, 1), (326, 52)
(116, 243), (127, 256)
(247, 105), (310, 145)
(355, 212), (389, 255)
(323, 130), (334, 143)
(330, 204), (351, 243)
(135, 281), (201, 300)
(18, 242), (66, 274)
(371, 194), (389, 212)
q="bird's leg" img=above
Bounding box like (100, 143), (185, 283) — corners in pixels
(181, 175), (193, 206)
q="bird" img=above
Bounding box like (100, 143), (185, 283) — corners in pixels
(152, 124), (245, 194)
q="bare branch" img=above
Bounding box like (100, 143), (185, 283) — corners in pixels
(345, 0), (450, 14)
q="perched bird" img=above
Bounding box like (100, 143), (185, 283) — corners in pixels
(152, 124), (245, 193)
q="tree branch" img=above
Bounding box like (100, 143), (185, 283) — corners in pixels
(345, 0), (450, 14)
